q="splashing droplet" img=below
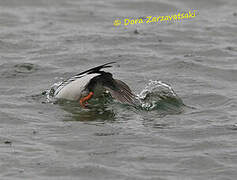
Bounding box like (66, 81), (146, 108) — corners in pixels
(136, 80), (184, 111)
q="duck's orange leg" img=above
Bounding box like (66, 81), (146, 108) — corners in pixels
(79, 92), (94, 108)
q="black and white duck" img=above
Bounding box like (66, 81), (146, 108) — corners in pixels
(53, 62), (135, 107)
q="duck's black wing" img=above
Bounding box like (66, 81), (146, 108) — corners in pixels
(107, 79), (136, 106)
(90, 72), (136, 105)
(76, 62), (116, 76)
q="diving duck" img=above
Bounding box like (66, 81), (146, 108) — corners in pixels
(53, 62), (135, 107)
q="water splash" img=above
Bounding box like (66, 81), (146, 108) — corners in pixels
(45, 78), (64, 103)
(135, 80), (184, 112)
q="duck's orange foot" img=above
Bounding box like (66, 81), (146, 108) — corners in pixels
(79, 92), (94, 108)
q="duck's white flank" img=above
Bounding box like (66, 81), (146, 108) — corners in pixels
(55, 73), (99, 101)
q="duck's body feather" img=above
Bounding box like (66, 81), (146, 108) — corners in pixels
(55, 73), (99, 100)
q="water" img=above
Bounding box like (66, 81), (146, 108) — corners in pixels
(0, 0), (237, 179)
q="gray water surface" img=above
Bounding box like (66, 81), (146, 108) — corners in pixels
(0, 0), (237, 179)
